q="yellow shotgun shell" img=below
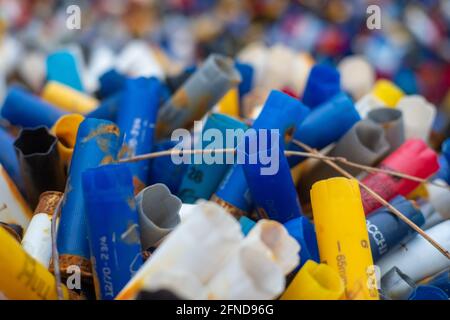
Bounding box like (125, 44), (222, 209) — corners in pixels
(42, 81), (98, 114)
(310, 177), (379, 300)
(51, 113), (85, 167)
(0, 226), (69, 300)
(372, 79), (404, 108)
(281, 260), (344, 300)
(218, 87), (240, 117)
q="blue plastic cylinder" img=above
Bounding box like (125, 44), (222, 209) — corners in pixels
(302, 64), (341, 109)
(408, 285), (448, 300)
(213, 90), (310, 215)
(86, 92), (122, 122)
(148, 140), (187, 195)
(235, 62), (254, 98)
(82, 163), (144, 300)
(57, 118), (122, 271)
(283, 216), (320, 269)
(98, 69), (126, 99)
(117, 77), (161, 190)
(252, 90), (310, 135)
(366, 196), (425, 262)
(423, 268), (450, 296)
(435, 155), (450, 185)
(241, 131), (302, 223)
(0, 127), (23, 192)
(177, 113), (248, 204)
(1, 85), (66, 128)
(46, 50), (84, 92)
(440, 139), (450, 183)
(288, 92), (360, 167)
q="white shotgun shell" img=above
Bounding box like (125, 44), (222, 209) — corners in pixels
(21, 191), (62, 268)
(421, 179), (450, 229)
(207, 245), (285, 300)
(117, 201), (243, 299)
(21, 213), (53, 268)
(338, 55), (375, 101)
(397, 95), (436, 141)
(244, 220), (300, 275)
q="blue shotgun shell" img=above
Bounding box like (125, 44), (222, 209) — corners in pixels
(177, 113), (248, 204)
(46, 50), (84, 92)
(241, 131), (303, 223)
(148, 140), (187, 195)
(87, 92), (122, 122)
(302, 64), (341, 109)
(252, 90), (310, 136)
(283, 216), (320, 269)
(213, 90), (310, 216)
(408, 285), (448, 300)
(288, 92), (360, 167)
(422, 268), (450, 296)
(435, 155), (450, 184)
(235, 61), (254, 99)
(57, 118), (122, 274)
(82, 163), (144, 300)
(117, 77), (161, 190)
(366, 195), (425, 261)
(435, 138), (450, 183)
(0, 126), (23, 193)
(443, 138), (450, 164)
(98, 69), (126, 99)
(1, 85), (66, 128)
(433, 138), (450, 183)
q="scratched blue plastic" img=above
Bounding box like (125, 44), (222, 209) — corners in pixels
(57, 118), (122, 261)
(83, 163), (143, 300)
(116, 77), (161, 186)
(215, 90), (310, 213)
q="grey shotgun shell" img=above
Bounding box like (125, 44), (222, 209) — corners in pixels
(156, 54), (242, 138)
(299, 120), (390, 202)
(135, 183), (182, 250)
(367, 107), (405, 152)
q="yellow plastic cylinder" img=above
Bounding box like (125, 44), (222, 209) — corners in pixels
(310, 177), (379, 300)
(42, 81), (98, 114)
(372, 79), (404, 108)
(218, 87), (240, 117)
(51, 114), (84, 167)
(281, 260), (344, 300)
(0, 226), (69, 300)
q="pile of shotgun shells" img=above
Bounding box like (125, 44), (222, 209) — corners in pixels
(0, 0), (449, 301)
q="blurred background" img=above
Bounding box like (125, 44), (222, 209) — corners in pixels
(1, 0), (450, 127)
